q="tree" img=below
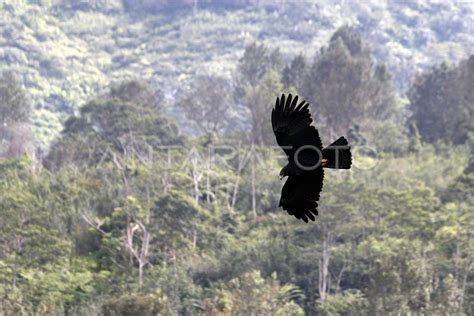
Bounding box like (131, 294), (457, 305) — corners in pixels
(177, 76), (234, 135)
(408, 55), (474, 144)
(102, 292), (173, 316)
(244, 70), (284, 145)
(45, 81), (183, 169)
(234, 42), (285, 143)
(151, 191), (209, 253)
(0, 71), (29, 127)
(318, 290), (368, 315)
(236, 42), (283, 90)
(0, 157), (102, 315)
(282, 52), (306, 90)
(0, 71), (31, 158)
(109, 80), (163, 111)
(358, 237), (433, 314)
(200, 270), (304, 315)
(436, 139), (474, 313)
(301, 25), (397, 139)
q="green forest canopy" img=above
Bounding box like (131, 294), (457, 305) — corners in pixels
(0, 0), (472, 146)
(0, 1), (473, 315)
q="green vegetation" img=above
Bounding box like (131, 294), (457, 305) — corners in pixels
(0, 1), (473, 315)
(0, 0), (472, 146)
(408, 56), (474, 144)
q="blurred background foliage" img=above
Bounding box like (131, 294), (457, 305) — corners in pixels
(0, 0), (472, 146)
(0, 0), (473, 315)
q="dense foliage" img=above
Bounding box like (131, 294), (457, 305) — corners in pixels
(408, 56), (474, 144)
(0, 0), (472, 146)
(0, 2), (473, 315)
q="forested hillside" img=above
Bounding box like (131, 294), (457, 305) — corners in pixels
(0, 1), (473, 315)
(0, 0), (472, 146)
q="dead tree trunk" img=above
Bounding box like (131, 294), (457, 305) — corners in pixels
(230, 143), (248, 210)
(251, 144), (257, 220)
(126, 221), (152, 290)
(318, 230), (333, 302)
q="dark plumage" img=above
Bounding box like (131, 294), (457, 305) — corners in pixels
(271, 94), (352, 222)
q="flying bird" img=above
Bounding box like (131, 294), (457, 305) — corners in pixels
(271, 94), (352, 222)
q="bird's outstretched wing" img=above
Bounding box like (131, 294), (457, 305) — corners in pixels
(280, 168), (324, 222)
(271, 94), (323, 158)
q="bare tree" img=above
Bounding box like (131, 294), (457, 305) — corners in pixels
(125, 220), (152, 289)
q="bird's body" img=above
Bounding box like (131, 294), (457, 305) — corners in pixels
(271, 94), (352, 222)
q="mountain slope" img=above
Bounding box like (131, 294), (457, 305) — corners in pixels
(0, 1), (472, 146)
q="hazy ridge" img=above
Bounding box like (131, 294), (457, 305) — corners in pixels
(0, 0), (472, 146)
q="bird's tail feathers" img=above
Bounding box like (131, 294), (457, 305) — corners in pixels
(322, 137), (352, 169)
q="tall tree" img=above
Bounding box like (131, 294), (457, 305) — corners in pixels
(244, 70), (283, 145)
(236, 42), (283, 90)
(177, 75), (234, 136)
(235, 42), (285, 144)
(0, 71), (31, 158)
(282, 52), (306, 90)
(301, 25), (397, 139)
(408, 55), (474, 144)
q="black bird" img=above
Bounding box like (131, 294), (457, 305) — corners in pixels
(271, 94), (352, 222)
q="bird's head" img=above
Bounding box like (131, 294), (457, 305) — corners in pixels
(279, 168), (287, 180)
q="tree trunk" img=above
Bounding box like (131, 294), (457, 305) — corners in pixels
(318, 230), (332, 302)
(206, 155), (211, 204)
(192, 228), (197, 250)
(191, 157), (202, 204)
(251, 145), (257, 220)
(230, 143), (247, 210)
(12, 233), (24, 289)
